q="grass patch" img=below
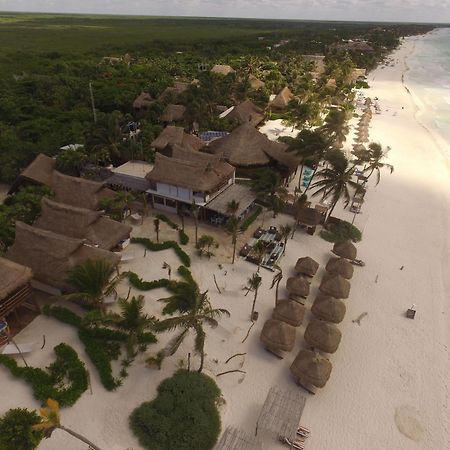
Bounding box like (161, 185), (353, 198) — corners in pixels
(320, 220), (362, 243)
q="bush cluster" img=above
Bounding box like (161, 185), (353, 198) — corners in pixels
(178, 229), (189, 245)
(0, 408), (43, 450)
(239, 205), (263, 231)
(129, 370), (221, 450)
(320, 220), (362, 243)
(156, 214), (179, 230)
(131, 237), (191, 267)
(126, 272), (173, 291)
(0, 343), (88, 407)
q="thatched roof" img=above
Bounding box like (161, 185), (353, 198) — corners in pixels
(133, 91), (154, 110)
(226, 100), (264, 127)
(7, 222), (120, 291)
(311, 293), (346, 324)
(158, 81), (189, 101)
(319, 274), (350, 299)
(35, 197), (131, 251)
(304, 319), (342, 353)
(208, 124), (299, 169)
(146, 152), (234, 193)
(290, 349), (332, 388)
(332, 240), (357, 260)
(0, 257), (33, 301)
(211, 64), (235, 76)
(151, 126), (204, 152)
(296, 207), (323, 227)
(249, 74), (265, 90)
(9, 153), (55, 193)
(160, 104), (186, 123)
(295, 256), (319, 277)
(326, 257), (354, 279)
(271, 87), (293, 110)
(260, 319), (296, 352)
(286, 276), (310, 299)
(272, 300), (305, 327)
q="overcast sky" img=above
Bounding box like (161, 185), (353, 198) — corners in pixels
(1, 0), (449, 23)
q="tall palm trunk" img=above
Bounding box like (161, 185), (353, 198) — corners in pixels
(232, 237), (237, 264)
(275, 279), (281, 306)
(297, 165), (304, 190)
(58, 425), (103, 450)
(305, 165), (319, 191)
(325, 199), (339, 224)
(198, 349), (205, 373)
(251, 288), (259, 320)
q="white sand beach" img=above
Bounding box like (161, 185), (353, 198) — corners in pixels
(1, 34), (450, 450)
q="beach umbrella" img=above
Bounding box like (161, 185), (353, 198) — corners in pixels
(326, 257), (354, 279)
(260, 319), (296, 352)
(272, 300), (306, 327)
(295, 256), (319, 277)
(290, 349), (332, 388)
(286, 276), (310, 300)
(319, 274), (350, 299)
(311, 293), (346, 324)
(332, 241), (357, 260)
(304, 319), (342, 354)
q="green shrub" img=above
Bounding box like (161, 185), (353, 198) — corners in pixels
(129, 370), (221, 450)
(156, 214), (179, 230)
(178, 229), (189, 245)
(320, 220), (362, 243)
(0, 344), (88, 407)
(0, 408), (43, 450)
(239, 206), (263, 231)
(126, 272), (174, 291)
(131, 237), (191, 267)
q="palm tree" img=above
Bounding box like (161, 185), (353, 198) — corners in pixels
(153, 218), (160, 243)
(226, 200), (240, 218)
(191, 201), (200, 246)
(364, 143), (394, 185)
(252, 240), (267, 272)
(156, 288), (229, 372)
(245, 273), (262, 321)
(63, 259), (123, 314)
(162, 262), (172, 280)
(321, 109), (349, 147)
(33, 399), (103, 450)
(270, 265), (283, 306)
(226, 217), (240, 264)
(279, 224), (292, 255)
(311, 157), (360, 222)
(196, 234), (218, 258)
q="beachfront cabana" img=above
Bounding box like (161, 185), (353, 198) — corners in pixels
(160, 104), (186, 123)
(286, 276), (310, 301)
(223, 100), (265, 127)
(35, 197), (131, 251)
(151, 126), (204, 152)
(290, 350), (332, 389)
(215, 427), (262, 450)
(295, 256), (319, 277)
(272, 300), (305, 327)
(270, 87), (293, 110)
(332, 241), (357, 260)
(6, 222), (120, 293)
(319, 274), (350, 299)
(311, 294), (346, 324)
(304, 319), (342, 354)
(260, 319), (296, 354)
(326, 257), (354, 280)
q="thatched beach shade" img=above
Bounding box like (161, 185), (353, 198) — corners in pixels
(286, 276), (310, 300)
(160, 104), (186, 123)
(333, 240), (357, 260)
(295, 256), (319, 277)
(319, 274), (350, 299)
(290, 349), (332, 388)
(272, 300), (305, 327)
(296, 207), (323, 227)
(311, 293), (346, 324)
(326, 257), (354, 280)
(260, 319), (296, 353)
(304, 319), (342, 354)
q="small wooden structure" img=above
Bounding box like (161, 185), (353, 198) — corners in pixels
(406, 304), (416, 319)
(215, 427), (262, 450)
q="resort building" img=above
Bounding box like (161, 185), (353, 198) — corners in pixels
(105, 160), (153, 193)
(220, 100), (265, 127)
(270, 86), (294, 110)
(350, 68), (367, 83)
(301, 54), (326, 75)
(151, 126), (205, 152)
(6, 222), (120, 294)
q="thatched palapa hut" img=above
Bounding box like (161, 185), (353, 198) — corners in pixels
(35, 197), (131, 251)
(319, 274), (350, 299)
(211, 64), (235, 76)
(326, 257), (354, 279)
(6, 222), (120, 292)
(286, 276), (310, 301)
(224, 100), (264, 127)
(248, 74), (265, 90)
(304, 319), (342, 353)
(133, 92), (154, 112)
(151, 126), (204, 152)
(271, 87), (293, 110)
(332, 240), (357, 260)
(160, 104), (186, 123)
(260, 319), (296, 353)
(290, 349), (332, 388)
(311, 293), (346, 324)
(295, 256), (319, 277)
(272, 300), (305, 327)
(158, 81), (190, 101)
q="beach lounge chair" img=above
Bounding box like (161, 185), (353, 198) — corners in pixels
(1, 343), (35, 355)
(279, 435), (305, 450)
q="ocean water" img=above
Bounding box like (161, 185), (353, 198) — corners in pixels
(405, 28), (450, 156)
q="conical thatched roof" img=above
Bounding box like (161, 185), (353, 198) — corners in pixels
(226, 100), (264, 127)
(151, 126), (204, 152)
(286, 276), (310, 299)
(271, 87), (293, 110)
(248, 74), (265, 90)
(333, 241), (357, 260)
(311, 293), (346, 324)
(35, 197), (131, 251)
(160, 104), (186, 123)
(260, 319), (296, 352)
(6, 222), (120, 291)
(295, 256), (319, 277)
(0, 257), (33, 301)
(133, 91), (154, 110)
(208, 123), (299, 169)
(290, 349), (332, 388)
(319, 274), (350, 299)
(272, 300), (305, 327)
(304, 319), (342, 353)
(211, 64), (235, 76)
(326, 257), (354, 280)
